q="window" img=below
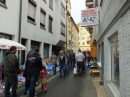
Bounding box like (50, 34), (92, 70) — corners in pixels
(43, 0), (46, 3)
(0, 0), (5, 4)
(61, 3), (65, 17)
(82, 37), (84, 40)
(0, 0), (7, 8)
(28, 0), (36, 23)
(111, 36), (119, 87)
(78, 42), (80, 45)
(40, 9), (46, 29)
(49, 0), (53, 10)
(61, 22), (65, 35)
(82, 42), (85, 45)
(78, 37), (80, 40)
(87, 37), (90, 40)
(48, 16), (53, 33)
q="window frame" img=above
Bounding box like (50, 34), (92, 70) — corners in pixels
(61, 2), (65, 17)
(49, 0), (53, 10)
(43, 0), (46, 3)
(40, 8), (46, 30)
(27, 0), (37, 25)
(0, 0), (7, 8)
(61, 22), (66, 36)
(48, 15), (53, 33)
(82, 42), (85, 45)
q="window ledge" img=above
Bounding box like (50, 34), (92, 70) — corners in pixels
(107, 83), (120, 97)
(49, 31), (53, 34)
(40, 26), (46, 30)
(49, 6), (53, 11)
(43, 0), (46, 3)
(61, 13), (65, 18)
(61, 33), (65, 36)
(27, 19), (36, 25)
(0, 2), (7, 9)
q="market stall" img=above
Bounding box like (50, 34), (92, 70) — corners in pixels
(0, 38), (26, 93)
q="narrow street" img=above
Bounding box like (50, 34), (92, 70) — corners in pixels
(35, 70), (97, 97)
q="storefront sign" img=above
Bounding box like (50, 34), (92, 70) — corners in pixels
(81, 8), (99, 26)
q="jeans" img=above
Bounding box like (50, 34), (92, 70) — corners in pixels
(29, 76), (38, 97)
(59, 65), (66, 76)
(66, 61), (71, 75)
(5, 75), (18, 97)
(52, 66), (56, 75)
(24, 86), (29, 93)
(71, 60), (75, 68)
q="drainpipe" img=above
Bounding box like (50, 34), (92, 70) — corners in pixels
(18, 0), (22, 63)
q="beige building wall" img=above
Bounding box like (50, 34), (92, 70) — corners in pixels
(66, 0), (79, 53)
(77, 23), (90, 51)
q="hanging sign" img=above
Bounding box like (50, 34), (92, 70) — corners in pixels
(81, 8), (99, 26)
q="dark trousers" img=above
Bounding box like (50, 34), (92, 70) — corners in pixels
(59, 65), (66, 76)
(77, 61), (84, 75)
(52, 66), (56, 75)
(29, 76), (38, 97)
(5, 75), (18, 97)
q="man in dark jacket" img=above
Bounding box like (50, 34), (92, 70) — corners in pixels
(24, 47), (42, 97)
(57, 51), (67, 78)
(4, 46), (20, 97)
(70, 50), (75, 68)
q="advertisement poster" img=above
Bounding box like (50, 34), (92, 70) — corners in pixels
(81, 8), (99, 26)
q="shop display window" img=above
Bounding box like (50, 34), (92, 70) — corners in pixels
(111, 36), (119, 87)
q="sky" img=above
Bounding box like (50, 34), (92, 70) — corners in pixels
(70, 0), (86, 24)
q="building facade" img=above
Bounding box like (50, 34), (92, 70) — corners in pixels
(66, 0), (79, 53)
(96, 0), (130, 97)
(85, 0), (98, 57)
(77, 23), (90, 52)
(0, 0), (21, 64)
(0, 0), (66, 65)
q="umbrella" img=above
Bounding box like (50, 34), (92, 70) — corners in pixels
(0, 38), (26, 50)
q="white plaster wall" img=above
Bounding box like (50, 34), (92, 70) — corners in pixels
(0, 0), (20, 41)
(97, 0), (127, 40)
(97, 0), (130, 97)
(21, 0), (66, 45)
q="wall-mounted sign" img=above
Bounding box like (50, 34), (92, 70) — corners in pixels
(81, 8), (99, 26)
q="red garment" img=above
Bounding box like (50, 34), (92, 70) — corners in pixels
(40, 70), (48, 78)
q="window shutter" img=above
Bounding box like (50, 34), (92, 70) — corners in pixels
(28, 2), (36, 19)
(40, 12), (45, 25)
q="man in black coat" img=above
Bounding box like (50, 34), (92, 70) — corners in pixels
(24, 47), (42, 97)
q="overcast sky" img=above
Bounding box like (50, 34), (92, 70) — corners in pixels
(70, 0), (86, 24)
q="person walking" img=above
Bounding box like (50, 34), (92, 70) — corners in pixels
(65, 50), (71, 75)
(75, 49), (85, 76)
(40, 65), (48, 93)
(4, 46), (20, 97)
(50, 52), (57, 75)
(24, 47), (42, 97)
(57, 51), (67, 78)
(70, 50), (75, 68)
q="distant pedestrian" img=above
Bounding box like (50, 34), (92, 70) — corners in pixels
(87, 52), (93, 67)
(40, 65), (48, 93)
(75, 49), (85, 76)
(4, 46), (20, 97)
(24, 47), (42, 97)
(57, 51), (67, 78)
(50, 52), (57, 75)
(70, 50), (75, 68)
(65, 49), (71, 75)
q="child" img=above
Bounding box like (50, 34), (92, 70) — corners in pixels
(89, 59), (94, 66)
(40, 65), (48, 93)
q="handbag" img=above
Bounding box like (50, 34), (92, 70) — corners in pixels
(73, 67), (77, 74)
